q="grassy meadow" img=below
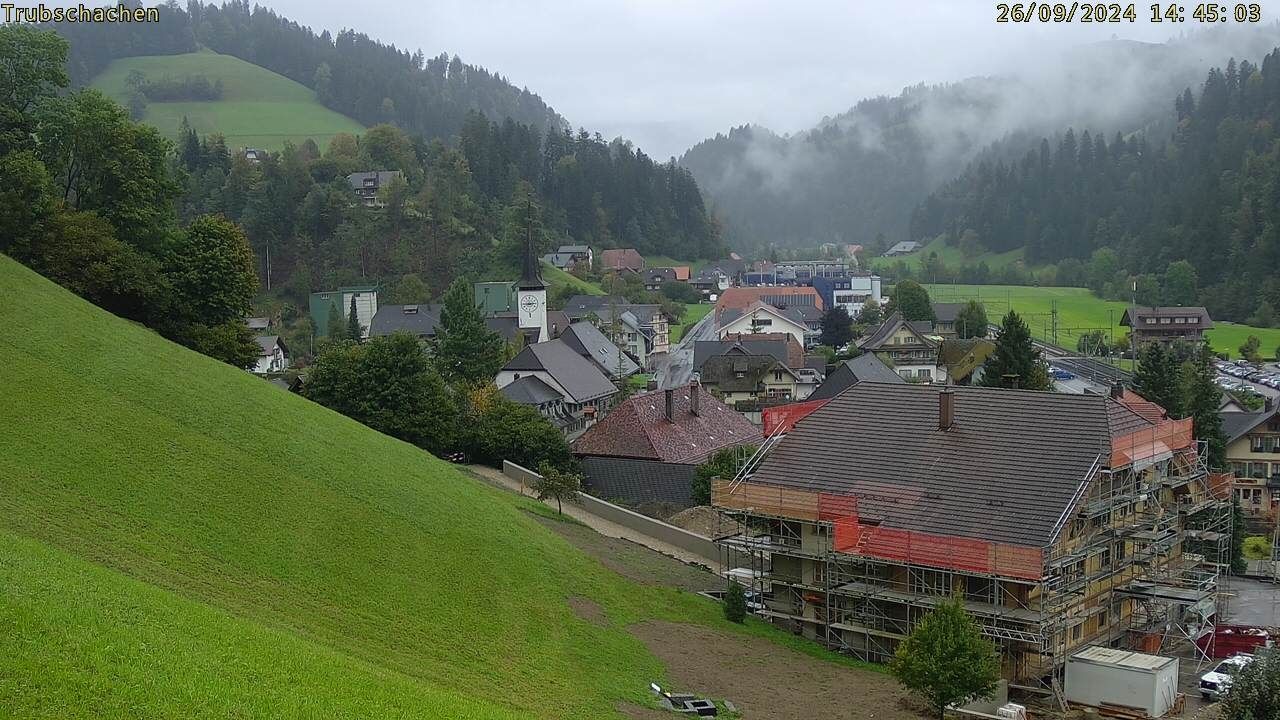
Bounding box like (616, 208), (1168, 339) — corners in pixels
(91, 50), (364, 151)
(0, 255), (864, 718)
(922, 283), (1280, 359)
(870, 236), (1027, 272)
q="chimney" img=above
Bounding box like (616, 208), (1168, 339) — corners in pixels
(939, 386), (955, 431)
(1110, 382), (1125, 400)
(690, 379), (701, 416)
(664, 388), (674, 422)
(646, 379), (658, 391)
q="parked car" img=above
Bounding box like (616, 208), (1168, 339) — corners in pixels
(1050, 366), (1076, 381)
(1200, 654), (1254, 700)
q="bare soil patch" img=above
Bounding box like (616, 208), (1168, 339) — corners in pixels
(531, 514), (719, 592)
(617, 702), (671, 719)
(665, 506), (738, 538)
(629, 621), (921, 720)
(568, 595), (607, 627)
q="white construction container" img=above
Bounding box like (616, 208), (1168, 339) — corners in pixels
(1065, 646), (1180, 717)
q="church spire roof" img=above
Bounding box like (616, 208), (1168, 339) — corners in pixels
(517, 202), (546, 290)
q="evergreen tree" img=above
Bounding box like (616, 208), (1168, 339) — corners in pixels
(1240, 335), (1263, 364)
(347, 295), (362, 341)
(1182, 345), (1227, 469)
(723, 580), (747, 624)
(819, 305), (854, 348)
(431, 278), (504, 385)
(979, 311), (1050, 390)
(955, 300), (989, 339)
(1132, 342), (1182, 416)
(890, 599), (999, 720)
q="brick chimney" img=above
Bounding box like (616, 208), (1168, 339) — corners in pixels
(1110, 382), (1125, 400)
(939, 386), (955, 431)
(664, 388), (674, 422)
(690, 379), (701, 416)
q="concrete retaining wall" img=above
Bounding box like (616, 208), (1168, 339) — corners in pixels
(504, 460), (723, 566)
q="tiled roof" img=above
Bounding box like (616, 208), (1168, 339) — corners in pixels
(601, 248), (645, 271)
(807, 353), (904, 400)
(560, 322), (640, 379)
(699, 354), (794, 394)
(255, 335), (283, 356)
(720, 332), (805, 368)
(748, 384), (1128, 547)
(932, 303), (964, 324)
(1116, 389), (1168, 425)
(581, 457), (697, 507)
(858, 312), (939, 351)
(370, 304), (442, 337)
(500, 375), (563, 405)
(502, 340), (617, 404)
(716, 286), (824, 313)
(573, 385), (761, 464)
(1121, 306), (1214, 330)
(1223, 405), (1279, 444)
(694, 339), (789, 370)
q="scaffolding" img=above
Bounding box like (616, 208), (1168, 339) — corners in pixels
(713, 415), (1233, 699)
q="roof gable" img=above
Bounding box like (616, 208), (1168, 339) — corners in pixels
(502, 340), (617, 404)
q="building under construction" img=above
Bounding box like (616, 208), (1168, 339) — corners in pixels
(713, 383), (1231, 695)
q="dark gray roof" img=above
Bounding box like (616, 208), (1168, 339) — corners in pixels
(543, 252), (575, 268)
(694, 340), (788, 370)
(748, 384), (1118, 548)
(806, 353), (904, 401)
(345, 170), (403, 189)
(369, 304), (441, 337)
(484, 314), (538, 344)
(561, 322), (640, 379)
(502, 339), (617, 404)
(1223, 406), (1278, 444)
(255, 335), (283, 356)
(699, 354), (795, 394)
(932, 303), (964, 323)
(562, 295), (662, 323)
(246, 316), (270, 330)
(858, 312), (938, 351)
(559, 245), (591, 254)
(581, 456), (697, 508)
(1121, 306), (1213, 329)
(500, 375), (564, 406)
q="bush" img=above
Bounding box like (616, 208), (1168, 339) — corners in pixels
(723, 580), (746, 623)
(1222, 648), (1280, 720)
(1244, 536), (1273, 561)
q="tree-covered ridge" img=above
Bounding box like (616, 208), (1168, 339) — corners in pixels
(910, 50), (1280, 324)
(48, 0), (564, 140)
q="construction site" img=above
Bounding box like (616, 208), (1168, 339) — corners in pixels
(712, 382), (1233, 704)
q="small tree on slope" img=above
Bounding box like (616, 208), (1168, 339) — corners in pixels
(534, 462), (581, 515)
(890, 598), (999, 720)
(723, 580), (747, 624)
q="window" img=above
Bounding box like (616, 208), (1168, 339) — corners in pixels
(1174, 317), (1186, 324)
(1144, 317), (1157, 324)
(1100, 548), (1112, 570)
(1097, 609), (1109, 629)
(1159, 317), (1172, 324)
(1115, 541), (1128, 561)
(1071, 624), (1084, 642)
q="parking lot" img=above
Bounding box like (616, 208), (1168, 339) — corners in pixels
(1215, 359), (1280, 401)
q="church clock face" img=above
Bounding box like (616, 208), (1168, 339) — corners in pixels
(519, 293), (541, 320)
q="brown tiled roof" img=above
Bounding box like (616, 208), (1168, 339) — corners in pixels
(1116, 389), (1167, 425)
(715, 286), (824, 313)
(573, 385), (761, 464)
(601, 248), (645, 271)
(747, 384), (1131, 548)
(858, 312), (939, 351)
(1120, 306), (1213, 330)
(699, 354), (795, 394)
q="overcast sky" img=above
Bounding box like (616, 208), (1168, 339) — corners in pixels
(239, 1), (1181, 158)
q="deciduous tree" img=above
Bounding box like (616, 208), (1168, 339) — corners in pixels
(891, 599), (999, 720)
(888, 280), (935, 322)
(533, 461), (582, 515)
(955, 300), (988, 339)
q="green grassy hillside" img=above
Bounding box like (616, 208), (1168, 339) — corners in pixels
(870, 236), (1027, 272)
(91, 50), (364, 151)
(542, 260), (605, 296)
(0, 255), (844, 717)
(924, 283), (1280, 359)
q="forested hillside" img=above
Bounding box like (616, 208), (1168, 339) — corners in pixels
(911, 52), (1280, 325)
(48, 0), (563, 140)
(680, 27), (1280, 253)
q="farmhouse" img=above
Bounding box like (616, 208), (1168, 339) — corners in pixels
(1121, 306), (1213, 347)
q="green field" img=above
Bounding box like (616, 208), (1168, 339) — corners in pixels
(871, 236), (1027, 272)
(542, 260), (605, 296)
(0, 255), (858, 718)
(91, 50), (365, 151)
(644, 256), (709, 272)
(672, 303), (714, 343)
(922, 284), (1280, 359)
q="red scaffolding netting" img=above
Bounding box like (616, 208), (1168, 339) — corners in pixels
(762, 399), (829, 435)
(714, 480), (1044, 580)
(1110, 417), (1193, 468)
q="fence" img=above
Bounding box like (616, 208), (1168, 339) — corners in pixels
(504, 461), (723, 566)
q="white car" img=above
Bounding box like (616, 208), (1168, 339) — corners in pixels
(1200, 654), (1254, 700)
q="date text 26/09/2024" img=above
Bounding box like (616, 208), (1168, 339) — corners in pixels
(997, 2), (1262, 23)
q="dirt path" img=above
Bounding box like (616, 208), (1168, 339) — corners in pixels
(466, 464), (716, 569)
(629, 621), (920, 720)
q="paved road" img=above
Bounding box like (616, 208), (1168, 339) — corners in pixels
(653, 309), (719, 390)
(1222, 576), (1280, 627)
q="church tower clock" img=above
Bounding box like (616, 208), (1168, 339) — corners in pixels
(516, 222), (548, 343)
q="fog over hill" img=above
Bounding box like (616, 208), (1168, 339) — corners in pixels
(680, 24), (1280, 252)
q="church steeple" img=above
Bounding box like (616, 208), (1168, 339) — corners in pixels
(517, 201), (546, 291)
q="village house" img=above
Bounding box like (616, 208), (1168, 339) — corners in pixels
(561, 295), (671, 365)
(882, 240), (922, 256)
(811, 273), (883, 319)
(251, 336), (289, 375)
(573, 383), (761, 509)
(717, 301), (811, 348)
(698, 353), (816, 412)
(600, 248), (646, 273)
(558, 321), (640, 380)
(806, 353), (905, 401)
(558, 244), (593, 267)
(857, 311), (943, 382)
(691, 269), (731, 300)
(309, 285), (379, 339)
(643, 267), (678, 291)
(495, 339), (617, 438)
(714, 383), (1229, 691)
(345, 170), (404, 208)
(1121, 306), (1214, 347)
(1225, 397), (1280, 528)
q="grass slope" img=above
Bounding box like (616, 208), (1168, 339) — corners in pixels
(91, 50), (364, 151)
(542, 260), (605, 296)
(870, 236), (1026, 272)
(672, 303), (713, 343)
(924, 283), (1280, 359)
(0, 255), (856, 718)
